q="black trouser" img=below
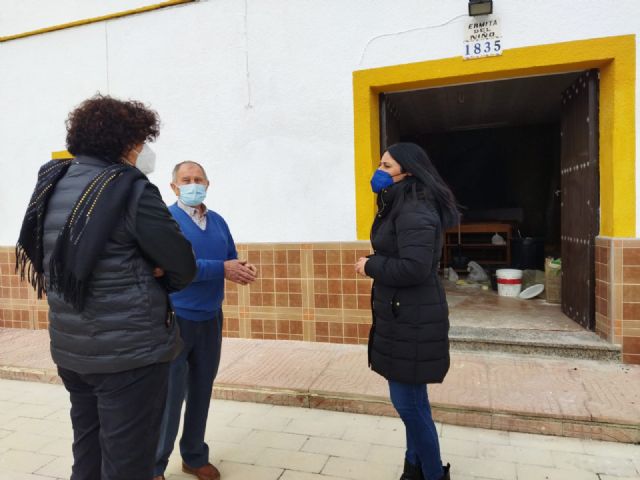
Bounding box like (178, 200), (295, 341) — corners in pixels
(58, 362), (169, 480)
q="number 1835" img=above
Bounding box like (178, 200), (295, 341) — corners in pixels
(464, 39), (502, 59)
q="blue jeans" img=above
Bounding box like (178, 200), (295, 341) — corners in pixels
(388, 381), (444, 480)
(154, 312), (223, 476)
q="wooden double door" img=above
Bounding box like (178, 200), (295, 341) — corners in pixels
(560, 70), (599, 330)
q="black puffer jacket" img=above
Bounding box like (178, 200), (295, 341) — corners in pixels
(43, 156), (196, 374)
(364, 178), (450, 384)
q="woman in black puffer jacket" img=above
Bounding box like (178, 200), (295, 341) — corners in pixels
(356, 143), (459, 480)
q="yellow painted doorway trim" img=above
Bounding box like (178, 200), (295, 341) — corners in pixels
(353, 35), (636, 239)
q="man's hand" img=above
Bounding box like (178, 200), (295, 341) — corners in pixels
(153, 267), (165, 278)
(246, 263), (258, 277)
(355, 257), (369, 277)
(224, 259), (257, 285)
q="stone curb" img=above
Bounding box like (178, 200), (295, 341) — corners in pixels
(2, 364), (638, 445)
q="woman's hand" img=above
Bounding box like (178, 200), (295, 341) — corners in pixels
(355, 257), (369, 277)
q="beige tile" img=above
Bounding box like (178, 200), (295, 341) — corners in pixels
(339, 242), (371, 250)
(302, 437), (370, 460)
(216, 461), (283, 480)
(0, 471), (56, 480)
(509, 431), (585, 453)
(244, 430), (308, 451)
(285, 418), (347, 439)
(0, 431), (60, 452)
(0, 410), (16, 428)
(0, 449), (57, 474)
(1, 417), (72, 439)
(343, 426), (405, 448)
(322, 457), (400, 480)
(478, 444), (554, 467)
(33, 455), (72, 478)
(440, 437), (479, 457)
(38, 439), (72, 457)
(442, 424), (510, 446)
(551, 450), (638, 476)
(598, 476), (640, 480)
(213, 441), (266, 464)
(205, 425), (252, 444)
(279, 471), (348, 480)
(364, 444), (404, 466)
(614, 249), (624, 283)
(445, 454), (517, 479)
(255, 448), (328, 473)
(581, 439), (640, 459)
(516, 464), (597, 480)
(6, 402), (63, 419)
(375, 416), (403, 431)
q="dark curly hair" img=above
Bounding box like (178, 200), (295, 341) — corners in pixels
(65, 94), (160, 163)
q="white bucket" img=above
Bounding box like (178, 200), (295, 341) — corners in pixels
(496, 269), (523, 297)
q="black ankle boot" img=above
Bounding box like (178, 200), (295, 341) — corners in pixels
(440, 463), (451, 480)
(399, 459), (424, 480)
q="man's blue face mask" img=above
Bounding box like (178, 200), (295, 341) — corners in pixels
(179, 183), (207, 207)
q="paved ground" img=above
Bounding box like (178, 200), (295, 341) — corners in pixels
(1, 328), (639, 443)
(0, 379), (639, 480)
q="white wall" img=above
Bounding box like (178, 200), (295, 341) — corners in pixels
(0, 0), (158, 37)
(1, 0), (639, 244)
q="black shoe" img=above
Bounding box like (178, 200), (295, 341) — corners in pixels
(399, 459), (424, 480)
(440, 463), (451, 480)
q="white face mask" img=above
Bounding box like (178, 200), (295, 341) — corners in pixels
(135, 144), (156, 175)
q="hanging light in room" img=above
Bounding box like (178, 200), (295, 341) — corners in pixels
(468, 0), (493, 16)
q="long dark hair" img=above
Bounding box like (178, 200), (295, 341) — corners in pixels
(387, 142), (460, 228)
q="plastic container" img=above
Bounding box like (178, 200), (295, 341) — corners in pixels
(519, 283), (545, 299)
(496, 269), (523, 297)
(511, 237), (546, 270)
(545, 257), (562, 304)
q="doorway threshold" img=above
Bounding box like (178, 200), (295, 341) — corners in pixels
(446, 282), (620, 361)
(450, 326), (621, 361)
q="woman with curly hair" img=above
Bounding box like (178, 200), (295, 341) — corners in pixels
(17, 94), (196, 480)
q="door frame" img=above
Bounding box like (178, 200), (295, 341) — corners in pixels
(353, 35), (636, 241)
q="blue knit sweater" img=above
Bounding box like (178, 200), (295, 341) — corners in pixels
(168, 203), (237, 321)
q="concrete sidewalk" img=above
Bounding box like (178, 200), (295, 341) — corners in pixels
(1, 378), (639, 480)
(0, 328), (639, 444)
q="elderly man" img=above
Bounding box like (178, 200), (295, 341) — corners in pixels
(153, 161), (257, 480)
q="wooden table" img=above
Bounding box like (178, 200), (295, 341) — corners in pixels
(443, 223), (512, 271)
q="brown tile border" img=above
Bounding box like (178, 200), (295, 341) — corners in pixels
(220, 242), (373, 343)
(0, 243), (373, 345)
(595, 237), (640, 361)
(622, 354), (640, 364)
(5, 239), (640, 363)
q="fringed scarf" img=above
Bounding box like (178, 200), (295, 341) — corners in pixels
(16, 159), (145, 310)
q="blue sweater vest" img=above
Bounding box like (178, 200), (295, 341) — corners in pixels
(168, 203), (237, 321)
